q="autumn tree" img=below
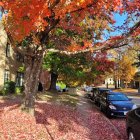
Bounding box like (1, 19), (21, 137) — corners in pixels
(0, 0), (140, 115)
(118, 55), (136, 88)
(43, 51), (114, 89)
(43, 52), (91, 89)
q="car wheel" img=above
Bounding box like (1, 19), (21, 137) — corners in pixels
(128, 130), (135, 140)
(106, 109), (112, 118)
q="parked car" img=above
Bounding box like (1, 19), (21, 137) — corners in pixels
(89, 87), (99, 100)
(84, 86), (93, 92)
(126, 107), (140, 140)
(85, 87), (98, 98)
(99, 91), (137, 118)
(92, 88), (112, 106)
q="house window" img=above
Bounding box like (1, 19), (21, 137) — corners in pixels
(16, 53), (24, 62)
(16, 72), (24, 86)
(6, 43), (10, 57)
(4, 69), (10, 83)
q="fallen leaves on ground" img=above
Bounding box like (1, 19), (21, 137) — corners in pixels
(111, 118), (127, 140)
(0, 98), (126, 140)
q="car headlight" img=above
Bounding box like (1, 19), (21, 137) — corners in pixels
(132, 104), (137, 110)
(109, 105), (117, 110)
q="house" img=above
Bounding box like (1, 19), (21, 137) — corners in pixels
(0, 21), (24, 90)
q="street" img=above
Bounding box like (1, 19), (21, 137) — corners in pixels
(129, 96), (140, 107)
(132, 97), (140, 107)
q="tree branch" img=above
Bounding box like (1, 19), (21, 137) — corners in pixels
(46, 20), (140, 55)
(49, 0), (60, 9)
(7, 33), (37, 57)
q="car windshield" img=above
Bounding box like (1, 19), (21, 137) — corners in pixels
(108, 94), (129, 101)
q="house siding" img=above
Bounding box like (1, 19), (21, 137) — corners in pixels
(0, 21), (23, 90)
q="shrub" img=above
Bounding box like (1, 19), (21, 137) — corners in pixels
(0, 88), (7, 96)
(4, 81), (16, 94)
(15, 86), (24, 95)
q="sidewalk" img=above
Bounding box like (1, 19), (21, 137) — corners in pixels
(76, 90), (126, 140)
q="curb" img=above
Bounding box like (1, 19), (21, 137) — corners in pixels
(102, 115), (123, 139)
(87, 98), (123, 139)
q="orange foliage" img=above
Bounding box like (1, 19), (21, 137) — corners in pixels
(0, 0), (139, 46)
(67, 40), (92, 52)
(1, 0), (126, 41)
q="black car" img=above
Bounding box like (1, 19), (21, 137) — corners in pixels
(87, 87), (99, 99)
(99, 92), (137, 117)
(126, 107), (140, 140)
(93, 88), (111, 106)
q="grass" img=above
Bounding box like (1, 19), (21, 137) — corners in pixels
(36, 91), (79, 107)
(113, 88), (140, 96)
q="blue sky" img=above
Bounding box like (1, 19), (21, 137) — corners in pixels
(103, 12), (128, 40)
(114, 13), (127, 27)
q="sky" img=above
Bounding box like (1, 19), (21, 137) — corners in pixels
(114, 13), (127, 27)
(103, 12), (128, 40)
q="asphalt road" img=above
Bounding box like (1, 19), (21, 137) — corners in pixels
(128, 96), (140, 107)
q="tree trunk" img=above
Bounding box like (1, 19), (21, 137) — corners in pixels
(114, 80), (117, 89)
(49, 72), (58, 91)
(125, 82), (128, 89)
(21, 52), (43, 116)
(106, 82), (108, 89)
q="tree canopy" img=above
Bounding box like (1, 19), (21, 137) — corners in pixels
(1, 0), (139, 52)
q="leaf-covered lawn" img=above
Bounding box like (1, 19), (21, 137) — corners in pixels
(0, 93), (126, 140)
(37, 91), (79, 107)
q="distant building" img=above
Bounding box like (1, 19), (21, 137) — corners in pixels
(105, 77), (114, 85)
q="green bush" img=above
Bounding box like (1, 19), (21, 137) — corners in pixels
(4, 81), (16, 94)
(15, 86), (24, 95)
(0, 88), (7, 96)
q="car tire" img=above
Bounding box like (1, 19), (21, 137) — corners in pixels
(106, 109), (112, 119)
(128, 130), (136, 140)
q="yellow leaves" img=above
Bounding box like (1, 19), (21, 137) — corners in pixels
(119, 55), (136, 82)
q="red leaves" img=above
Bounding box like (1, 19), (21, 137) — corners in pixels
(94, 52), (114, 72)
(2, 0), (128, 42)
(0, 2), (4, 7)
(0, 99), (126, 140)
(111, 119), (127, 140)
